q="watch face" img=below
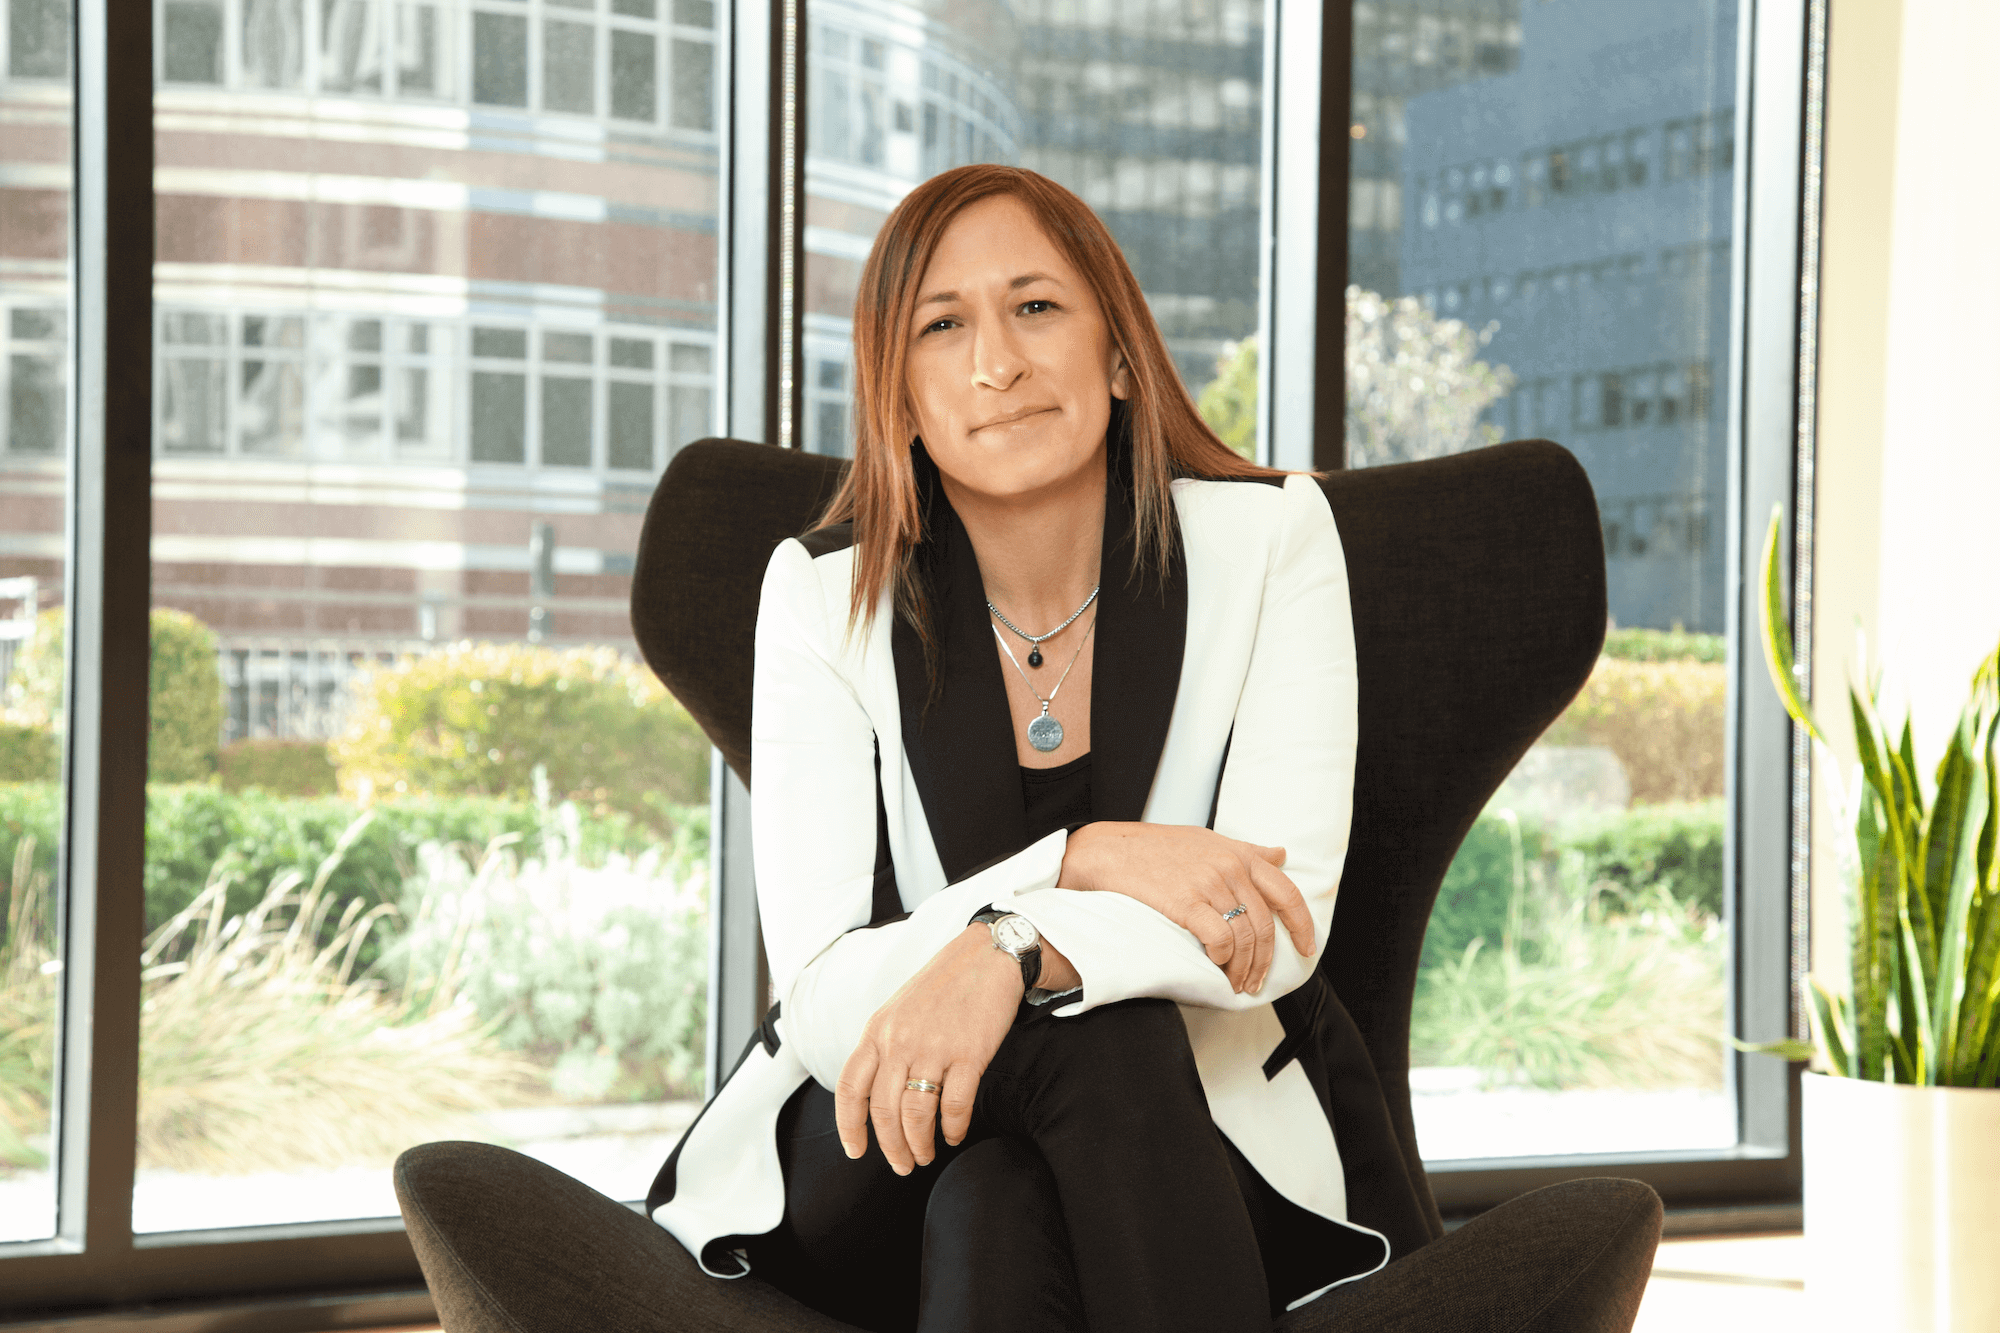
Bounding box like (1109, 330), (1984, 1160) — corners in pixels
(991, 914), (1039, 954)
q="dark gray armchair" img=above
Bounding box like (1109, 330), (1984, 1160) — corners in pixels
(395, 437), (1663, 1332)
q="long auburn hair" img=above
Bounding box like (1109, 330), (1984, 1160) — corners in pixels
(814, 164), (1284, 641)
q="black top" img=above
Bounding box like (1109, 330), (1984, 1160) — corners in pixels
(1020, 752), (1093, 843)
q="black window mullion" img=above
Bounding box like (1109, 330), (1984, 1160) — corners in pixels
(52, 0), (152, 1278)
(705, 0), (792, 1091)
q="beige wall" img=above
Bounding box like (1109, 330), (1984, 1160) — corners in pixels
(1811, 0), (2000, 979)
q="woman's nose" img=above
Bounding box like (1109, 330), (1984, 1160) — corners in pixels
(970, 324), (1027, 391)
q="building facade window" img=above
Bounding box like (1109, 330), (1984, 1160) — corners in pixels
(155, 307), (711, 476)
(149, 0), (715, 133)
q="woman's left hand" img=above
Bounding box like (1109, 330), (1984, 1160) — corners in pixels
(833, 925), (1028, 1174)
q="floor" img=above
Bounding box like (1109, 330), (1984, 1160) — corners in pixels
(1634, 1232), (1805, 1329)
(354, 1233), (1805, 1331)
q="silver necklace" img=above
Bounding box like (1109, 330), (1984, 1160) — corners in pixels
(987, 583), (1099, 668)
(992, 616), (1095, 752)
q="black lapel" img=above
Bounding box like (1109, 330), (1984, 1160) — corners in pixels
(1088, 463), (1187, 823)
(892, 463), (1030, 882)
(892, 442), (1187, 878)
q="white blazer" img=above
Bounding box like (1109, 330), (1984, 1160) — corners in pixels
(649, 463), (1406, 1310)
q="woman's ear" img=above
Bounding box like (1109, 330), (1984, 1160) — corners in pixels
(1109, 352), (1132, 402)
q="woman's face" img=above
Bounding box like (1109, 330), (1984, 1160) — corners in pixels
(902, 194), (1129, 504)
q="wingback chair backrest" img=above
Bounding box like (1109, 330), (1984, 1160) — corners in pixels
(630, 438), (1605, 1231)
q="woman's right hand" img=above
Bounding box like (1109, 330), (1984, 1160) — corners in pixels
(1058, 823), (1314, 994)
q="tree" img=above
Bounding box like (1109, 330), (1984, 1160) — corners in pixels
(1344, 286), (1516, 467)
(1196, 338), (1259, 460)
(1186, 288), (1516, 469)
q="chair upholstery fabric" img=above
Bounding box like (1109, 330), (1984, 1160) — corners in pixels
(399, 437), (1652, 1333)
(397, 1143), (1659, 1333)
(396, 1140), (861, 1333)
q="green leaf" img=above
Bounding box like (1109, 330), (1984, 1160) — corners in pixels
(1756, 506), (1826, 744)
(1931, 717), (1988, 1082)
(1954, 704), (2000, 1081)
(1811, 977), (1855, 1078)
(1899, 903), (1936, 1083)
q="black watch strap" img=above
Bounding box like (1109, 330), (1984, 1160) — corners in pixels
(970, 906), (1041, 993)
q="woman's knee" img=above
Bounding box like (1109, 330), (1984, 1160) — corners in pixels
(926, 1137), (1063, 1237)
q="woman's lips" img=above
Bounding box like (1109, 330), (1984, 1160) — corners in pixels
(972, 406), (1058, 433)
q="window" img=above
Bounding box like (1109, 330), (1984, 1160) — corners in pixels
(139, 0), (722, 1234)
(1347, 0), (1802, 1189)
(0, 39), (66, 1247)
(801, 0), (1267, 455)
(148, 0), (709, 125)
(0, 0), (1819, 1310)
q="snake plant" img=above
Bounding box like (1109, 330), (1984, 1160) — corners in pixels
(1752, 505), (2000, 1084)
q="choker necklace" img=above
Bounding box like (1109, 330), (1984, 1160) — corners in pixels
(988, 583), (1099, 668)
(993, 616), (1095, 752)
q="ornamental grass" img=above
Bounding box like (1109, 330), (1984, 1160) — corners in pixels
(135, 815), (536, 1174)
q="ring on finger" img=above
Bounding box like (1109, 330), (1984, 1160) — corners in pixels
(905, 1077), (941, 1095)
(1222, 903), (1249, 922)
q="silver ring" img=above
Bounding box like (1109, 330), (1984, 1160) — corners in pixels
(1222, 904), (1249, 922)
(905, 1078), (941, 1095)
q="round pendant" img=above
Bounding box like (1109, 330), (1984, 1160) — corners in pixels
(1027, 714), (1064, 753)
(1027, 645), (1044, 668)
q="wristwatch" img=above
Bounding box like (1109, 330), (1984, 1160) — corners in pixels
(970, 907), (1042, 994)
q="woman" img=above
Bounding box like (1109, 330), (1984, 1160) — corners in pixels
(645, 165), (1432, 1331)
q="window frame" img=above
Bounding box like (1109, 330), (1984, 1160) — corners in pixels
(0, 0), (1824, 1319)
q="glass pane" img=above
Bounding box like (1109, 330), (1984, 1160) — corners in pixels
(0, 0), (70, 1245)
(143, 0), (721, 1232)
(801, 0), (1268, 451)
(1347, 0), (1739, 1159)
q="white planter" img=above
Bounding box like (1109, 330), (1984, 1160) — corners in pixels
(1804, 1071), (2000, 1331)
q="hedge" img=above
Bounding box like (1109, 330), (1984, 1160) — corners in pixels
(330, 641), (709, 833)
(1600, 627), (1726, 664)
(0, 783), (684, 947)
(1541, 657), (1726, 803)
(219, 738), (339, 796)
(1421, 798), (1725, 971)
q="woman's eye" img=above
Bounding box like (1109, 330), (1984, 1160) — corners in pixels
(1019, 299), (1056, 316)
(920, 317), (957, 336)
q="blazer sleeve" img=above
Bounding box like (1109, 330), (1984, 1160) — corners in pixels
(988, 476), (1358, 1017)
(751, 538), (1076, 1089)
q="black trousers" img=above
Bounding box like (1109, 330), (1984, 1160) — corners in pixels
(746, 998), (1340, 1333)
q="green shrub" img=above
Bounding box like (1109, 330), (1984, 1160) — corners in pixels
(330, 641), (709, 832)
(1542, 657), (1726, 803)
(0, 722), (56, 783)
(148, 610), (225, 782)
(1601, 627), (1727, 664)
(1421, 799), (1726, 972)
(220, 737), (338, 796)
(1561, 799), (1725, 920)
(6, 607), (223, 783)
(1423, 811), (1550, 971)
